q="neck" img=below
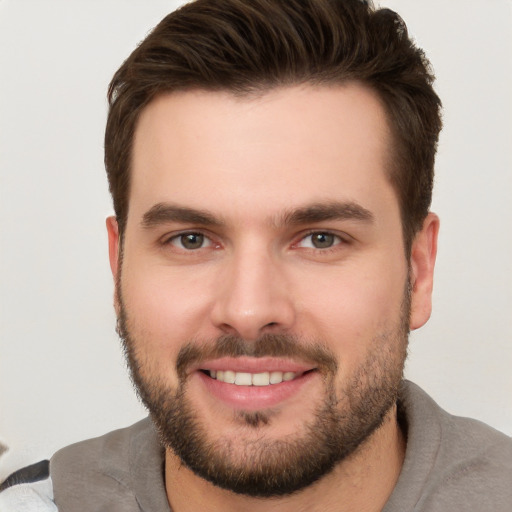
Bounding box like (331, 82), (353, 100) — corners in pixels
(164, 406), (405, 512)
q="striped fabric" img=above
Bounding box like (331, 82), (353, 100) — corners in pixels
(0, 460), (57, 511)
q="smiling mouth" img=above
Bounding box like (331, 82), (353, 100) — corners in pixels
(200, 369), (315, 386)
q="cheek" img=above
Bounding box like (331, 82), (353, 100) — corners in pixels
(120, 263), (215, 363)
(293, 257), (407, 357)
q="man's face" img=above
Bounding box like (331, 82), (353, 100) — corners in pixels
(108, 85), (436, 496)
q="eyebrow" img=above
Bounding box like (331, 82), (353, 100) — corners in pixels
(141, 200), (374, 229)
(141, 203), (225, 228)
(278, 201), (374, 226)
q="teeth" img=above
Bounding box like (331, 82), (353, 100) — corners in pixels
(223, 370), (236, 384)
(207, 369), (299, 386)
(252, 372), (270, 386)
(269, 371), (284, 384)
(234, 372), (252, 386)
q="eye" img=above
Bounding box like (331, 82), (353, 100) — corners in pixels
(297, 232), (342, 249)
(168, 232), (213, 250)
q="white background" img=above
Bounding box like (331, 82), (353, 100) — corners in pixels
(1, 0), (511, 474)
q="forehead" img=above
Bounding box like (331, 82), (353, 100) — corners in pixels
(129, 84), (396, 224)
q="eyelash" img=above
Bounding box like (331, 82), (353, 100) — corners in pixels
(164, 231), (216, 251)
(294, 231), (347, 251)
(163, 230), (349, 253)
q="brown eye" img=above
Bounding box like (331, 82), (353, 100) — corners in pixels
(181, 233), (204, 249)
(169, 233), (209, 250)
(296, 231), (342, 250)
(310, 232), (336, 249)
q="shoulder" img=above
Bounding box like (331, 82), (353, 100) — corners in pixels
(51, 416), (155, 476)
(388, 381), (512, 511)
(427, 401), (512, 507)
(50, 416), (157, 489)
(402, 380), (512, 469)
(50, 417), (168, 511)
(0, 419), (158, 512)
(0, 460), (57, 511)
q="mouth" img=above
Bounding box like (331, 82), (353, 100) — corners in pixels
(192, 357), (319, 411)
(201, 369), (310, 386)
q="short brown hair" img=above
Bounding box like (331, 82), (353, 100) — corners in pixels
(105, 0), (442, 252)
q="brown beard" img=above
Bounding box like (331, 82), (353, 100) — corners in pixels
(117, 283), (410, 497)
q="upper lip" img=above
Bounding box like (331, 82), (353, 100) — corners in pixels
(190, 356), (316, 375)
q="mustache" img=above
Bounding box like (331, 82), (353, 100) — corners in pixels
(176, 333), (338, 379)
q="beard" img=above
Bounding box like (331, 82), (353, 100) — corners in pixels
(117, 284), (410, 498)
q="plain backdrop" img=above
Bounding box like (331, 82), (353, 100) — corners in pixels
(1, 0), (511, 475)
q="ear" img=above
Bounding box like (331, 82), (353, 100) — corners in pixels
(409, 212), (439, 330)
(106, 216), (120, 281)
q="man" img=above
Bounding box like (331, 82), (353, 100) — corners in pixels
(1, 0), (511, 510)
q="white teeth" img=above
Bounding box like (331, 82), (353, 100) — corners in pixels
(269, 371), (284, 384)
(223, 370), (236, 384)
(252, 372), (270, 386)
(207, 369), (299, 386)
(234, 372), (252, 386)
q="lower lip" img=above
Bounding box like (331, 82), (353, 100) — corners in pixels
(196, 370), (316, 411)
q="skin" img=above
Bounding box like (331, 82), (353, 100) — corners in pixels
(107, 84), (438, 511)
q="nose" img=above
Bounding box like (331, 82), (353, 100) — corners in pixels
(210, 247), (296, 341)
